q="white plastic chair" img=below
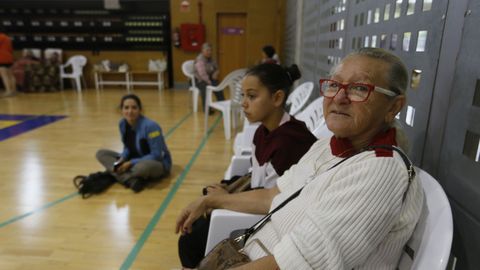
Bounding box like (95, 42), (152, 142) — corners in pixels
(286, 81), (314, 115)
(206, 167), (454, 269)
(205, 209), (264, 255)
(295, 97), (324, 132)
(59, 55), (87, 92)
(181, 60), (200, 112)
(223, 119), (259, 179)
(223, 154), (252, 180)
(398, 167), (453, 270)
(233, 119), (260, 155)
(295, 96), (333, 139)
(205, 69), (247, 140)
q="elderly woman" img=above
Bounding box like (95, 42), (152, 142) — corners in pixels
(176, 48), (424, 269)
(194, 42), (224, 113)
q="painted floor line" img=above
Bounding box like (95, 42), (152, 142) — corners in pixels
(164, 112), (192, 139)
(0, 192), (79, 228)
(0, 112), (192, 228)
(120, 115), (222, 270)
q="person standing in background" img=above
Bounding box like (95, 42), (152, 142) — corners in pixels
(0, 30), (17, 97)
(194, 42), (224, 113)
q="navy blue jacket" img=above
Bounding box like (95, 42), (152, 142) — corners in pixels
(119, 115), (172, 172)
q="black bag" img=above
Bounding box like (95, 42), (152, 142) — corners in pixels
(73, 171), (116, 198)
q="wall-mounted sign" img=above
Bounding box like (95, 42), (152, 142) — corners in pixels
(221, 27), (244, 35)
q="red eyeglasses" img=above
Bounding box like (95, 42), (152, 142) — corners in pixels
(319, 79), (398, 102)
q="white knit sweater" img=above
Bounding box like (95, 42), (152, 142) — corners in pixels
(244, 137), (424, 269)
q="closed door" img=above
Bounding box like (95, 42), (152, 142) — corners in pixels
(217, 13), (247, 80)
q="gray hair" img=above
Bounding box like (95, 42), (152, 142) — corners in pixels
(331, 48), (410, 151)
(332, 48), (409, 95)
(202, 42), (212, 51)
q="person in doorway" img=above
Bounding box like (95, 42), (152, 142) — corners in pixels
(177, 63), (317, 269)
(194, 42), (224, 113)
(0, 30), (17, 97)
(96, 94), (172, 192)
(176, 48), (424, 269)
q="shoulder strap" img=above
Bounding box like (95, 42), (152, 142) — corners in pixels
(363, 145), (415, 201)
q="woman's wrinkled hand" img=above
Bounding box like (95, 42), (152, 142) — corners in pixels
(175, 197), (209, 235)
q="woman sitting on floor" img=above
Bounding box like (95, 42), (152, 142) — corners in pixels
(96, 94), (172, 192)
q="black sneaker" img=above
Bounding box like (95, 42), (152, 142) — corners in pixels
(127, 177), (147, 193)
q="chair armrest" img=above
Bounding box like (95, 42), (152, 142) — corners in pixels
(206, 84), (228, 92)
(205, 209), (264, 255)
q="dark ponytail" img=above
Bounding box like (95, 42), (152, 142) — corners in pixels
(246, 63), (302, 104)
(285, 64), (301, 85)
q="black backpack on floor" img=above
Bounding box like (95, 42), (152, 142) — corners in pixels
(73, 171), (116, 198)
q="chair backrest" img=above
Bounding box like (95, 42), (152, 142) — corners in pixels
(215, 68), (247, 92)
(208, 68), (246, 104)
(288, 81), (314, 115)
(295, 97), (324, 132)
(66, 55), (87, 76)
(231, 79), (244, 106)
(181, 60), (196, 87)
(398, 167), (453, 270)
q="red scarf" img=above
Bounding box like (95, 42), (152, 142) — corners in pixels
(330, 128), (398, 158)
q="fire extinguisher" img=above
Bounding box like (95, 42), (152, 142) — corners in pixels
(173, 27), (181, 48)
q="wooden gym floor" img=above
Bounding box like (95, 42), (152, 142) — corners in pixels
(0, 88), (234, 270)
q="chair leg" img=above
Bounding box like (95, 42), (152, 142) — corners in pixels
(193, 89), (198, 113)
(204, 104), (209, 136)
(75, 77), (82, 92)
(60, 77), (64, 90)
(204, 89), (212, 135)
(223, 109), (231, 140)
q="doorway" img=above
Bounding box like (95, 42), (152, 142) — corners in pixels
(217, 13), (247, 80)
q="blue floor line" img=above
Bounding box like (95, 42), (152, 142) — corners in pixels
(0, 112), (192, 229)
(119, 115), (222, 270)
